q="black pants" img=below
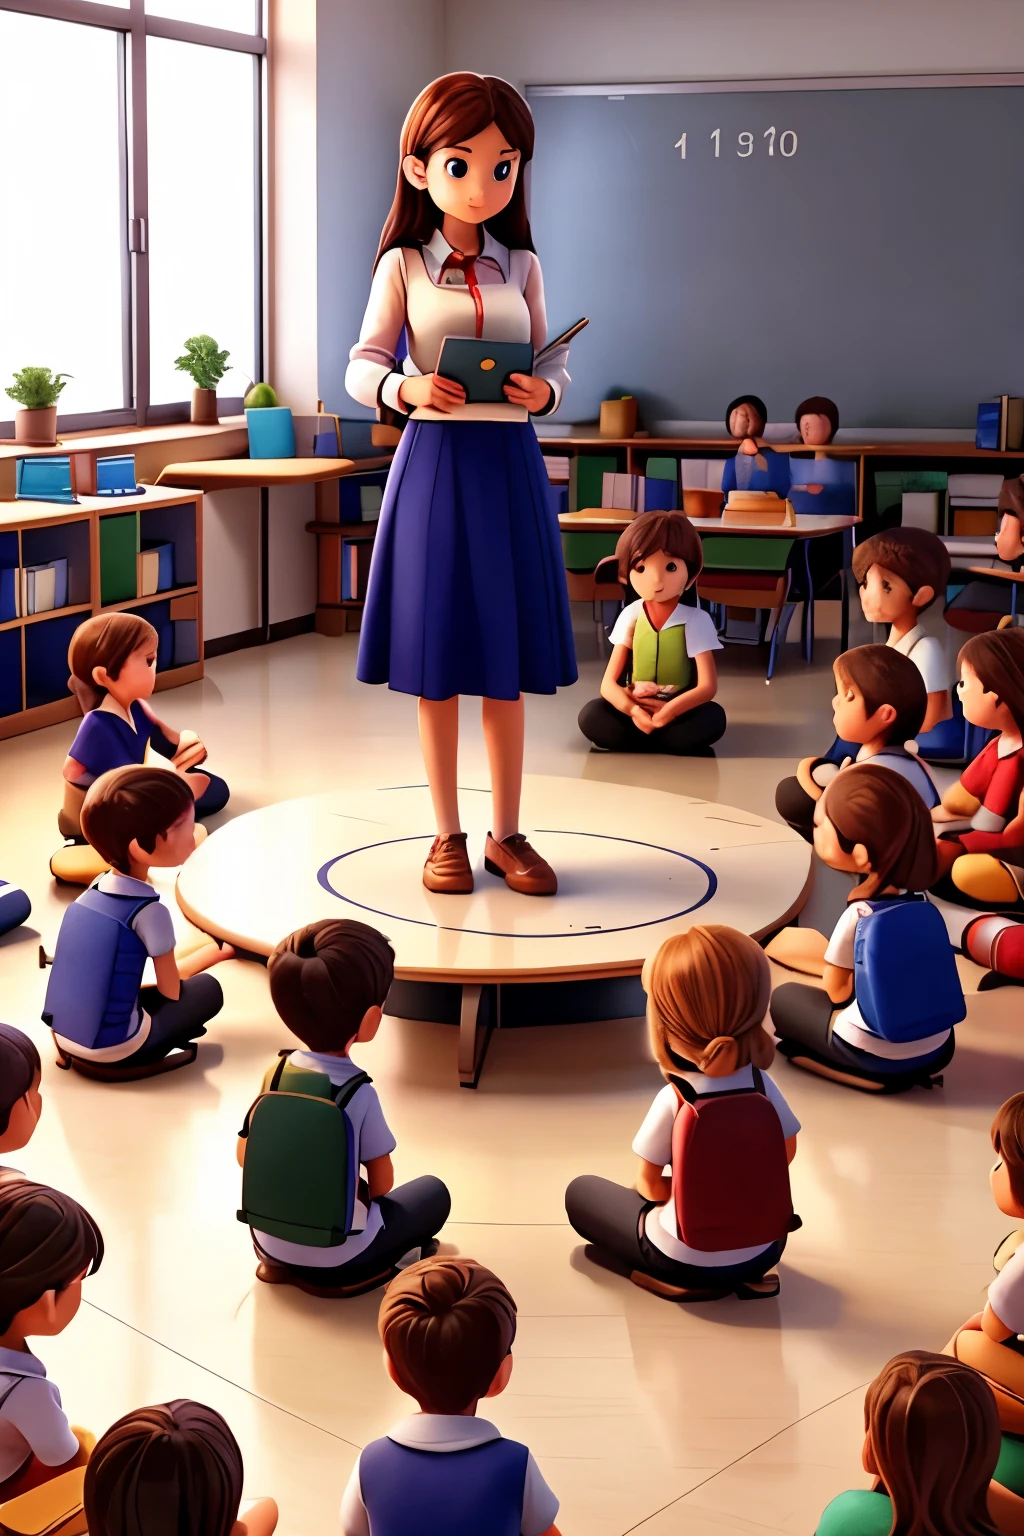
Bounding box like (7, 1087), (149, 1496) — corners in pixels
(775, 775), (816, 843)
(127, 975), (223, 1064)
(770, 982), (955, 1089)
(579, 697), (726, 755)
(565, 1175), (784, 1286)
(190, 770), (230, 818)
(268, 1175), (451, 1286)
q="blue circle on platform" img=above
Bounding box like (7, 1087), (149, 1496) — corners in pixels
(316, 829), (717, 940)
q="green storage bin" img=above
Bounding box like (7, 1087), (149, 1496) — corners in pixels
(699, 536), (793, 572)
(561, 530), (619, 571)
(100, 513), (138, 605)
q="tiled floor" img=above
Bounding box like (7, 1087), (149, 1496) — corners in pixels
(0, 625), (1017, 1536)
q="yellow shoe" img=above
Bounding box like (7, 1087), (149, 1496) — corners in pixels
(951, 854), (1020, 905)
(49, 844), (110, 886)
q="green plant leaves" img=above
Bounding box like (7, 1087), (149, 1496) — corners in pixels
(173, 334), (230, 391)
(5, 367), (71, 409)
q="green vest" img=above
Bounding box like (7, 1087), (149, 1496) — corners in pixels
(631, 607), (692, 692)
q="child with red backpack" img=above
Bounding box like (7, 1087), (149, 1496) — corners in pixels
(564, 925), (799, 1303)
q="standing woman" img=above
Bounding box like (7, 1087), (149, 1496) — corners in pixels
(346, 73), (577, 897)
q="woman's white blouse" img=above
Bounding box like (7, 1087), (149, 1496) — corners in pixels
(346, 227), (570, 423)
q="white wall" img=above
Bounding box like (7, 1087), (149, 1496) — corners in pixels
(443, 0), (1024, 86)
(203, 489), (260, 641)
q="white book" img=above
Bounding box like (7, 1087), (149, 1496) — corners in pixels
(948, 474), (1006, 498)
(948, 496), (999, 508)
(139, 549), (160, 597)
(901, 492), (942, 533)
(706, 459), (725, 491)
(679, 459), (709, 490)
(25, 565), (56, 615)
(602, 472), (637, 510)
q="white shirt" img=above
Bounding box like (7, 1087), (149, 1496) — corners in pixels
(253, 1050), (397, 1270)
(825, 901), (952, 1059)
(632, 1067), (800, 1266)
(990, 1246), (1024, 1335)
(0, 1347), (79, 1482)
(609, 600), (722, 654)
(339, 1415), (559, 1536)
(887, 624), (951, 696)
(52, 873), (176, 1063)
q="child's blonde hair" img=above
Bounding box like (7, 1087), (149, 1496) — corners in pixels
(645, 925), (773, 1077)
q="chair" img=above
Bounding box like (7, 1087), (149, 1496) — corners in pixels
(697, 535), (795, 679)
(784, 459), (858, 657)
(562, 546), (624, 653)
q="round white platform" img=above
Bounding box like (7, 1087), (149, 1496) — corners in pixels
(176, 776), (810, 984)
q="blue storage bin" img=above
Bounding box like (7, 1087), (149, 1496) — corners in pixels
(246, 407), (295, 459)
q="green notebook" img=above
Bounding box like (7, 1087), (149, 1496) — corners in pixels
(99, 514), (138, 606)
(569, 454), (617, 513)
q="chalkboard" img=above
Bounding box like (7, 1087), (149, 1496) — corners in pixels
(527, 80), (1024, 430)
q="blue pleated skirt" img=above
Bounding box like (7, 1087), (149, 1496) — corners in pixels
(356, 420), (578, 700)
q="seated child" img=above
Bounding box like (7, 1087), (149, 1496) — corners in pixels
(84, 1399), (278, 1536)
(815, 1350), (1024, 1536)
(851, 526), (953, 736)
(565, 924), (799, 1303)
(0, 1178), (101, 1500)
(43, 766), (230, 1075)
(0, 880), (30, 941)
(770, 765), (962, 1094)
(238, 919), (450, 1298)
(577, 511), (726, 755)
(932, 626), (1024, 906)
(0, 1026), (41, 1173)
(946, 475), (1024, 634)
(775, 644), (938, 842)
(946, 1093), (1024, 1439)
(340, 1256), (561, 1536)
(795, 395), (839, 450)
(55, 613), (229, 885)
(720, 395), (791, 496)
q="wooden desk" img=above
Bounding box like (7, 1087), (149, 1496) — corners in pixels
(968, 565), (1024, 619)
(155, 457), (392, 644)
(558, 511), (857, 538)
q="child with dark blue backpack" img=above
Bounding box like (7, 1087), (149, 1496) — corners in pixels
(340, 1256), (561, 1536)
(237, 919), (450, 1299)
(769, 764), (964, 1094)
(565, 925), (800, 1304)
(42, 765), (229, 1079)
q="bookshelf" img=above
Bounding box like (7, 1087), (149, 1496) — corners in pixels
(0, 485), (203, 742)
(307, 466), (391, 635)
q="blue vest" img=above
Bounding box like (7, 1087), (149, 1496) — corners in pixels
(42, 884), (158, 1049)
(359, 1436), (529, 1536)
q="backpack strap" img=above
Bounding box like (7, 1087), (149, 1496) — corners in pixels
(333, 1071), (372, 1110)
(0, 1371), (34, 1410)
(751, 1066), (767, 1098)
(268, 1050), (291, 1093)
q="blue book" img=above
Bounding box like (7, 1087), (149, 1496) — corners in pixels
(142, 541), (174, 591)
(46, 557), (68, 608)
(16, 457), (76, 504)
(246, 406), (295, 459)
(95, 454), (139, 494)
(172, 620), (199, 667)
(156, 623), (173, 671)
(545, 483), (568, 516)
(977, 401), (1002, 451)
(0, 568), (18, 623)
(313, 430), (339, 457)
(643, 477), (676, 512)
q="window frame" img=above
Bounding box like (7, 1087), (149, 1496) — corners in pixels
(0, 0), (266, 434)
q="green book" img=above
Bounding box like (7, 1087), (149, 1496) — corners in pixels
(99, 513), (138, 606)
(569, 454), (617, 513)
(645, 456), (678, 482)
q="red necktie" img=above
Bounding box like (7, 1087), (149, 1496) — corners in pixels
(439, 250), (484, 339)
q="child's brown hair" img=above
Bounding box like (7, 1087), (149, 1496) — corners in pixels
(821, 764), (939, 899)
(862, 1351), (1000, 1536)
(851, 527), (951, 616)
(992, 1093), (1024, 1209)
(0, 1178), (104, 1334)
(84, 1400), (244, 1536)
(378, 1257), (517, 1414)
(645, 925), (773, 1077)
(833, 644), (927, 744)
(958, 626), (1024, 737)
(81, 765), (194, 875)
(268, 919), (395, 1052)
(615, 510), (704, 588)
(68, 613), (157, 714)
(794, 395), (839, 440)
(0, 1026), (40, 1139)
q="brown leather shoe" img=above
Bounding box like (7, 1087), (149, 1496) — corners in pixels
(484, 832), (557, 895)
(423, 832), (474, 894)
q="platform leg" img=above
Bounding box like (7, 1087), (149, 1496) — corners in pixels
(458, 983), (495, 1089)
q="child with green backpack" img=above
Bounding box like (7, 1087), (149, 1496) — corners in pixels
(237, 919), (450, 1298)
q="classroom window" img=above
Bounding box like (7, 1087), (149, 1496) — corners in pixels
(0, 1), (265, 432)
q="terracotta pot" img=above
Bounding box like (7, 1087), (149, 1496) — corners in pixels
(14, 406), (57, 446)
(599, 396), (638, 438)
(683, 487), (725, 519)
(191, 388), (219, 425)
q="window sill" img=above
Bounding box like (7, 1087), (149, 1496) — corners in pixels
(0, 417), (249, 499)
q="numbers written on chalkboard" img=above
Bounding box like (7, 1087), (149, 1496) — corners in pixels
(673, 128), (798, 160)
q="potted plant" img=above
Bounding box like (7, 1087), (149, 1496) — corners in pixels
(174, 335), (230, 425)
(5, 367), (71, 446)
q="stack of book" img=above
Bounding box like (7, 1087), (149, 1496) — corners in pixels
(599, 472), (676, 514)
(948, 474), (1006, 537)
(341, 536), (374, 601)
(8, 558), (70, 617)
(338, 476), (387, 523)
(543, 455), (570, 482)
(976, 397), (1024, 452)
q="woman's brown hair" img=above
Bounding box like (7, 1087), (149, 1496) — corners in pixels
(378, 1256), (517, 1415)
(0, 1178), (103, 1334)
(615, 510), (704, 588)
(81, 765), (194, 875)
(820, 764), (939, 899)
(833, 644), (927, 744)
(992, 1093), (1024, 1209)
(794, 395), (839, 439)
(863, 1351), (1000, 1536)
(645, 925), (773, 1077)
(851, 527), (951, 615)
(68, 613), (157, 714)
(268, 919), (395, 1053)
(375, 73), (536, 269)
(84, 1401), (243, 1536)
(958, 626), (1024, 736)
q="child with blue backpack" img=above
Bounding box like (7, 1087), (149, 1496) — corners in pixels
(340, 1256), (561, 1536)
(565, 924), (800, 1304)
(42, 766), (229, 1079)
(769, 763), (964, 1094)
(237, 919), (450, 1298)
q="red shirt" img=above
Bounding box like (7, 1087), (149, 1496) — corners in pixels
(959, 735), (1024, 853)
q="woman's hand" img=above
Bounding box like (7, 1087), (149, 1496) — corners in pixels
(504, 373), (553, 412)
(398, 373), (466, 413)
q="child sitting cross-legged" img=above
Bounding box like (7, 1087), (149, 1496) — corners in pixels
(340, 1256), (561, 1536)
(237, 920), (450, 1299)
(815, 1350), (1024, 1536)
(565, 925), (800, 1303)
